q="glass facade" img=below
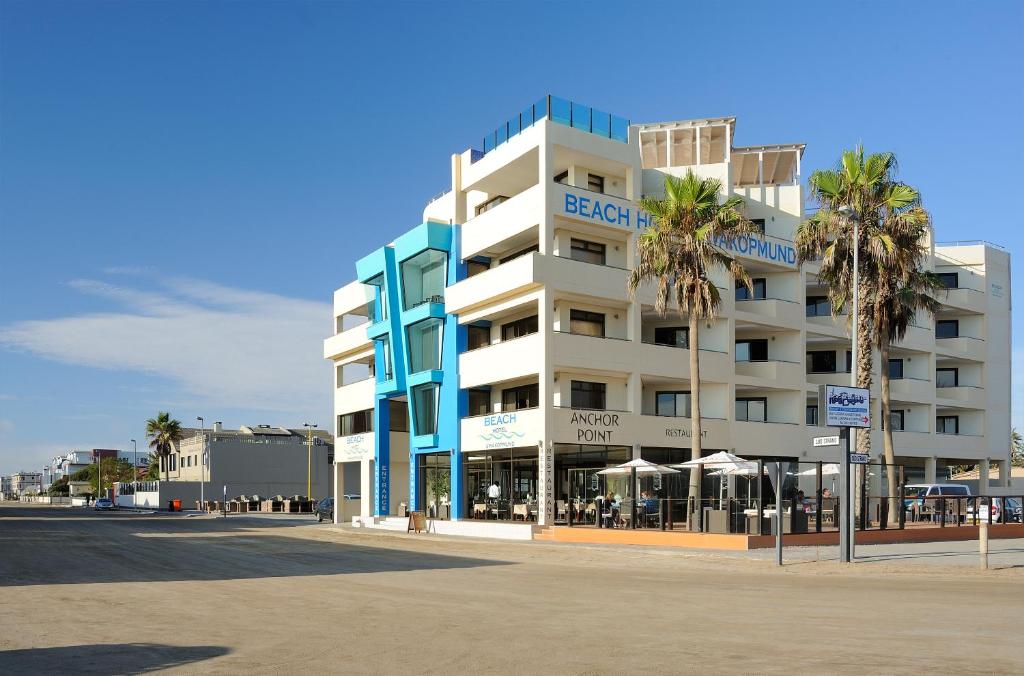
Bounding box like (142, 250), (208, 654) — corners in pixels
(406, 318), (443, 373)
(480, 95), (629, 157)
(465, 448), (538, 521)
(366, 274), (386, 321)
(418, 452), (451, 519)
(411, 383), (439, 436)
(400, 249), (447, 310)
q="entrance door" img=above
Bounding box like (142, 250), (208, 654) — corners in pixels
(567, 468), (602, 524)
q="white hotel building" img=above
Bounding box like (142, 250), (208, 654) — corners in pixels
(325, 96), (1012, 529)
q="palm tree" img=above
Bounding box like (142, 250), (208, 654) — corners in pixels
(629, 171), (758, 518)
(1012, 428), (1024, 468)
(796, 147), (927, 458)
(146, 412), (183, 481)
(874, 267), (942, 522)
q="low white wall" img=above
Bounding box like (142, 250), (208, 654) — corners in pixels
(353, 516), (534, 541)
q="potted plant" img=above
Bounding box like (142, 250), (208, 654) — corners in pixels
(426, 470), (450, 519)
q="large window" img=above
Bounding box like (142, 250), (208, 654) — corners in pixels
(467, 260), (490, 277)
(389, 400), (409, 432)
(501, 315), (538, 341)
(367, 274), (386, 322)
(937, 272), (959, 289)
(587, 173), (605, 193)
(936, 319), (959, 339)
(468, 389), (491, 416)
(400, 249), (447, 309)
(936, 367), (959, 388)
(887, 410), (905, 432)
(735, 339), (768, 362)
(475, 195), (509, 216)
(411, 384), (439, 436)
(806, 405), (818, 426)
(653, 326), (688, 348)
(806, 296), (831, 317)
(735, 278), (766, 301)
(378, 336), (393, 381)
(888, 359), (904, 380)
(339, 409), (373, 436)
(468, 325), (490, 350)
(750, 218), (766, 233)
(502, 383), (539, 411)
(936, 415), (959, 435)
(407, 318), (443, 373)
(499, 244), (539, 264)
(655, 391), (690, 417)
(807, 350), (837, 373)
(569, 309), (605, 337)
(571, 380), (606, 410)
(570, 238), (606, 265)
(736, 397), (767, 422)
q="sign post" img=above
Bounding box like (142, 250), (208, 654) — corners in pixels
(820, 384), (871, 563)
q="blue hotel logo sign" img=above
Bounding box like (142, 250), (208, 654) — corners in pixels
(479, 413), (526, 449)
(562, 191), (796, 266)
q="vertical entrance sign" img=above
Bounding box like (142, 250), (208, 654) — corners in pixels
(819, 385), (871, 563)
(768, 462), (789, 565)
(538, 441), (554, 526)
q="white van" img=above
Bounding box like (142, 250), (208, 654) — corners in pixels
(904, 483), (971, 520)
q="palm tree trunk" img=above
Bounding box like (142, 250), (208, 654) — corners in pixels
(688, 312), (702, 519)
(854, 278), (873, 523)
(879, 329), (898, 526)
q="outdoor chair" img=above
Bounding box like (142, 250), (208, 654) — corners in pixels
(473, 502), (486, 519)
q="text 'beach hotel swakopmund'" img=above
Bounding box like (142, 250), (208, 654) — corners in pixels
(324, 95), (1011, 533)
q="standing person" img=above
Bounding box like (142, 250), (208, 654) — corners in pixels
(487, 481), (500, 500)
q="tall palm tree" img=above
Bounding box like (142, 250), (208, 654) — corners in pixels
(796, 147), (926, 457)
(629, 171), (758, 517)
(146, 411), (183, 481)
(874, 268), (942, 522)
(1011, 428), (1023, 468)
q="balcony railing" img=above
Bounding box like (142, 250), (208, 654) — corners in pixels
(479, 95), (629, 157)
(553, 330), (631, 342)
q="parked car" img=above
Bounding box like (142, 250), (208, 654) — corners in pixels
(315, 497), (334, 522)
(903, 484), (971, 520)
(967, 496), (1023, 523)
(94, 498), (115, 511)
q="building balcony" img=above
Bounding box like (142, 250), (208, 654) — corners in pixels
(323, 324), (372, 361)
(734, 297), (804, 326)
(934, 335), (985, 361)
(552, 330), (634, 373)
(888, 376), (934, 403)
(446, 251), (542, 316)
(935, 385), (986, 409)
(938, 286), (986, 313)
(635, 342), (731, 380)
(334, 379), (376, 415)
(734, 359), (804, 387)
(461, 183), (544, 260)
(459, 333), (542, 389)
(893, 323), (934, 352)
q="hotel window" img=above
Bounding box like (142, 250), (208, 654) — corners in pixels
(475, 194), (509, 216)
(587, 173), (605, 193)
(887, 410), (905, 432)
(750, 219), (766, 234)
(467, 259), (490, 277)
(807, 350), (837, 373)
(569, 238), (606, 265)
(735, 339), (768, 362)
(367, 274), (386, 321)
(845, 350), (853, 373)
(501, 315), (538, 341)
(806, 296), (831, 317)
(936, 367), (958, 388)
(468, 325), (490, 351)
(888, 359), (904, 380)
(407, 318), (443, 373)
(502, 383), (538, 411)
(553, 170), (568, 185)
(389, 400), (409, 432)
(400, 249), (447, 309)
(656, 391), (690, 417)
(411, 383), (439, 436)
(468, 389), (491, 416)
(937, 272), (959, 289)
(735, 278), (766, 301)
(378, 336), (393, 381)
(736, 398), (767, 423)
(569, 309), (605, 337)
(936, 319), (959, 339)
(806, 405), (819, 426)
(571, 380), (606, 410)
(339, 409), (373, 436)
(653, 326), (688, 348)
(936, 415), (959, 435)
(499, 244), (539, 264)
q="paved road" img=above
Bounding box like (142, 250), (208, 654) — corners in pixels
(1, 505), (1022, 674)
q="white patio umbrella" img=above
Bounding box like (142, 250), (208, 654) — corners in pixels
(597, 459), (679, 512)
(672, 450), (750, 469)
(797, 463), (841, 476)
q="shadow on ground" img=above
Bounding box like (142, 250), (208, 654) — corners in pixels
(0, 643), (229, 674)
(0, 505), (513, 587)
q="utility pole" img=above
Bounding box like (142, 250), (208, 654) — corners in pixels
(197, 417), (205, 511)
(303, 423), (318, 499)
(838, 204), (861, 562)
(131, 439), (137, 483)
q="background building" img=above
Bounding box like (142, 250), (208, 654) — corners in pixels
(325, 95), (1012, 528)
(6, 471), (43, 497)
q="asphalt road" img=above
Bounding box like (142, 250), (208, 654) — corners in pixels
(1, 504), (1022, 674)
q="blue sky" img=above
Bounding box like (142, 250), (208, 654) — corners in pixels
(1, 0), (1022, 472)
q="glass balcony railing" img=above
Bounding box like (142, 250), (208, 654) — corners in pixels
(479, 95), (629, 158)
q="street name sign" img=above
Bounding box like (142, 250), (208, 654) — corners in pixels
(849, 453), (870, 464)
(821, 384), (871, 428)
(813, 435), (840, 447)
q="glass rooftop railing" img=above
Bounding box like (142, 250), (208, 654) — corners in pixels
(479, 95), (630, 159)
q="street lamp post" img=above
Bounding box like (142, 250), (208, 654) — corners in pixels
(197, 417), (205, 511)
(131, 439), (137, 483)
(303, 423), (318, 499)
(838, 203), (861, 562)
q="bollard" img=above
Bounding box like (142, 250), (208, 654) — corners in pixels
(979, 521), (989, 571)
